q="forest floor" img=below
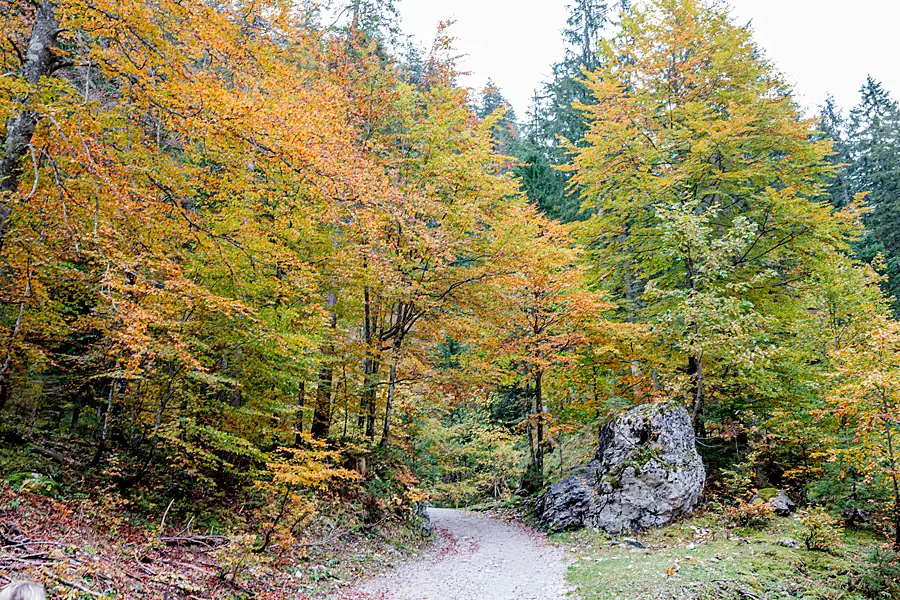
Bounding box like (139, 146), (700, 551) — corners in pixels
(0, 481), (431, 599)
(558, 510), (888, 600)
(2, 478), (892, 600)
(339, 508), (573, 600)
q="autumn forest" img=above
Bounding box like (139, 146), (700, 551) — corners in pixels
(2, 0), (900, 598)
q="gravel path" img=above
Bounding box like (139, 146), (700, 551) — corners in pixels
(341, 508), (574, 600)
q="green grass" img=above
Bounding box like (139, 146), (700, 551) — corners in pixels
(556, 512), (889, 600)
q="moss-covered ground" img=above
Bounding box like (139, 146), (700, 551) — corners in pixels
(555, 512), (892, 600)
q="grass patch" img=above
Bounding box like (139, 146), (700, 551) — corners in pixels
(557, 512), (888, 600)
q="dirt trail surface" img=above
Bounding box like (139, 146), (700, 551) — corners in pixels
(340, 508), (574, 600)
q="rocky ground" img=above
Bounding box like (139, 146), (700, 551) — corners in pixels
(339, 508), (573, 600)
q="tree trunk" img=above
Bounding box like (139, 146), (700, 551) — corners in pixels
(70, 393), (83, 431)
(350, 0), (361, 31)
(0, 0), (60, 251)
(689, 354), (704, 428)
(882, 393), (900, 550)
(359, 285), (380, 438)
(311, 292), (337, 439)
(92, 374), (117, 466)
(525, 381), (536, 466)
(120, 363), (176, 487)
(360, 357), (379, 438)
(684, 253), (704, 432)
(534, 369), (544, 487)
(311, 367), (333, 439)
(379, 341), (402, 447)
(0, 279), (30, 414)
(294, 381), (306, 445)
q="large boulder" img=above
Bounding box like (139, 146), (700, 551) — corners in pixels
(540, 403), (705, 533)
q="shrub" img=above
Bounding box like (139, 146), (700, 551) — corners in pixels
(720, 465), (753, 502)
(725, 500), (774, 529)
(801, 507), (844, 554)
(855, 548), (900, 598)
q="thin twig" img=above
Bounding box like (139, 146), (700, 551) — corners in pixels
(158, 498), (174, 535)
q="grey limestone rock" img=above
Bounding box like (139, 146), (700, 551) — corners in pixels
(412, 501), (432, 536)
(540, 403), (705, 534)
(750, 488), (795, 516)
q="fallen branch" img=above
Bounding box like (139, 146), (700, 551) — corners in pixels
(0, 554), (51, 565)
(1, 540), (64, 550)
(48, 574), (105, 598)
(159, 535), (229, 549)
(132, 548), (156, 576)
(31, 443), (74, 465)
(300, 526), (348, 548)
(159, 558), (216, 574)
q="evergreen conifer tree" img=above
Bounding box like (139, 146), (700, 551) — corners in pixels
(847, 78), (900, 310)
(514, 1), (630, 222)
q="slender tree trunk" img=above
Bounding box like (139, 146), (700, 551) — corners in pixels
(379, 340), (402, 447)
(882, 392), (900, 549)
(294, 381), (306, 445)
(526, 422), (535, 465)
(359, 285), (381, 438)
(379, 360), (397, 447)
(690, 354), (704, 427)
(121, 363), (176, 487)
(524, 379), (535, 466)
(342, 369), (349, 439)
(311, 367), (333, 439)
(535, 369), (544, 487)
(0, 279), (29, 414)
(685, 254), (704, 430)
(311, 292), (337, 439)
(70, 392), (83, 431)
(365, 380), (378, 438)
(359, 287), (371, 433)
(92, 372), (117, 466)
(255, 487), (290, 554)
(0, 0), (59, 251)
(360, 357), (379, 438)
(559, 394), (566, 471)
(350, 0), (361, 31)
(230, 346), (244, 408)
(215, 347), (243, 408)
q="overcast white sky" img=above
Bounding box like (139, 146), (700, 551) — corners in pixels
(398, 0), (898, 119)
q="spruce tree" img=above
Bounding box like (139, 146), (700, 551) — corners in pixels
(847, 78), (900, 310)
(819, 97), (853, 209)
(477, 80), (519, 154)
(515, 1), (629, 222)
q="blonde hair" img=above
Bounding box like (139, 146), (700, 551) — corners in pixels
(0, 581), (46, 600)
